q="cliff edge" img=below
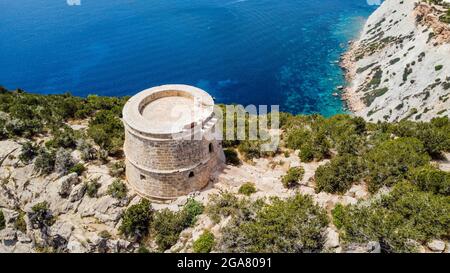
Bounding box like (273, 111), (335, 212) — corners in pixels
(342, 0), (450, 122)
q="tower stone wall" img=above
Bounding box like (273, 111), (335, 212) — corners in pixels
(122, 85), (224, 201)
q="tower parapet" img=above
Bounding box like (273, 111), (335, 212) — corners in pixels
(122, 85), (224, 201)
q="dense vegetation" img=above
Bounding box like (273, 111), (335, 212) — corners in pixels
(215, 194), (328, 253)
(151, 198), (204, 251)
(219, 111), (450, 252)
(333, 182), (449, 252)
(280, 114), (450, 194)
(1, 88), (449, 253)
(119, 198), (204, 251)
(0, 87), (127, 171)
(119, 199), (153, 241)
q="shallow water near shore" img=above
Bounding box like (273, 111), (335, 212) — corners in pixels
(0, 0), (376, 115)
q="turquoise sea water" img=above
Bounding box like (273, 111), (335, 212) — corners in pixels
(0, 0), (376, 115)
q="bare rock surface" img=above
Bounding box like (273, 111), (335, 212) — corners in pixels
(342, 0), (450, 122)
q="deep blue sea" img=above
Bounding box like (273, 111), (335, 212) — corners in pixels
(0, 0), (377, 115)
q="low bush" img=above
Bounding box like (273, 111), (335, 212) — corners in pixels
(109, 161), (126, 178)
(238, 182), (257, 196)
(98, 230), (112, 239)
(193, 230), (215, 253)
(119, 199), (152, 241)
(331, 204), (345, 230)
(179, 198), (204, 227)
(152, 198), (204, 251)
(33, 148), (56, 175)
(69, 163), (86, 176)
(87, 110), (124, 157)
(334, 182), (450, 252)
(299, 144), (314, 162)
(218, 194), (328, 253)
(224, 148), (241, 166)
(315, 155), (364, 194)
(46, 126), (78, 149)
(54, 148), (75, 175)
(29, 202), (55, 229)
(206, 192), (242, 223)
(365, 137), (430, 192)
(107, 179), (128, 200)
(281, 167), (305, 188)
(151, 209), (183, 251)
(408, 165), (450, 195)
(85, 178), (101, 198)
(19, 142), (38, 164)
(14, 211), (27, 233)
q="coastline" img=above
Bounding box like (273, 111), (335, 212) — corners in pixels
(338, 0), (450, 121)
(339, 4), (380, 115)
(339, 40), (365, 114)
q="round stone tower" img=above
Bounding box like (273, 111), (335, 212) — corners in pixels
(122, 84), (224, 201)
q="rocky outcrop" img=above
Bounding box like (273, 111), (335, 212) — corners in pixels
(0, 140), (137, 253)
(342, 0), (450, 122)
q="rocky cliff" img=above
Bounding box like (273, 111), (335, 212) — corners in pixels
(342, 0), (450, 122)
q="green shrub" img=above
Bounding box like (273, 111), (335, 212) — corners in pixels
(193, 230), (215, 253)
(365, 137), (430, 192)
(87, 110), (124, 157)
(238, 182), (257, 196)
(408, 166), (450, 195)
(109, 161), (125, 178)
(77, 139), (97, 161)
(315, 155), (364, 194)
(281, 167), (305, 188)
(391, 120), (450, 157)
(151, 199), (204, 251)
(362, 87), (389, 106)
(5, 118), (44, 138)
(151, 209), (181, 251)
(0, 119), (7, 140)
(218, 194), (328, 253)
(85, 178), (101, 198)
(0, 210), (5, 230)
(33, 148), (55, 175)
(138, 245), (150, 253)
(98, 230), (112, 239)
(285, 127), (312, 150)
(107, 179), (128, 200)
(311, 132), (331, 161)
(119, 199), (152, 241)
(224, 148), (241, 166)
(331, 204), (345, 230)
(19, 142), (38, 164)
(14, 211), (27, 233)
(299, 144), (314, 162)
(69, 163), (86, 176)
(335, 134), (366, 156)
(435, 65), (443, 71)
(47, 126), (77, 149)
(179, 198), (204, 227)
(238, 140), (262, 160)
(54, 148), (75, 175)
(206, 192), (241, 223)
(336, 182), (450, 252)
(29, 202), (55, 229)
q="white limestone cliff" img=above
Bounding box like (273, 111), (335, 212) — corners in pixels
(342, 0), (450, 122)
